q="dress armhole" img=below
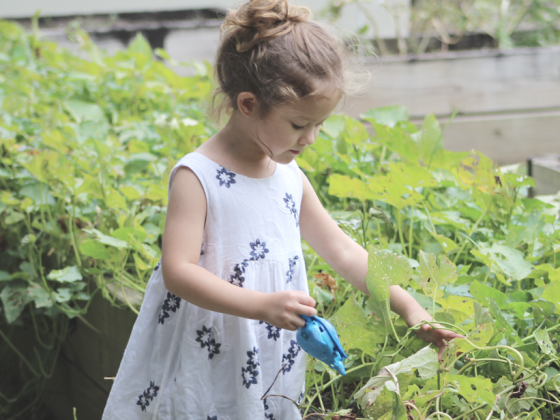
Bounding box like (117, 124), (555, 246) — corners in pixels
(169, 155), (210, 221)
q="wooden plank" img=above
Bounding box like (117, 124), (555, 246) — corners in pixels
(438, 110), (560, 165)
(344, 47), (560, 119)
(529, 155), (560, 196)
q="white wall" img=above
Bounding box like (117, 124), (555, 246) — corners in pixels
(0, 0), (409, 39)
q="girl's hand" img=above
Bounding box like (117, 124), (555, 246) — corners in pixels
(414, 323), (464, 359)
(260, 290), (317, 331)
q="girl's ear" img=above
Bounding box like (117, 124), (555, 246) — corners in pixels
(237, 92), (258, 117)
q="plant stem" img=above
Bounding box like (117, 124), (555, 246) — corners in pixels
(408, 206), (414, 258)
(453, 210), (487, 264)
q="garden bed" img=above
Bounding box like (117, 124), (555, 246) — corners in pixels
(1, 18), (560, 420)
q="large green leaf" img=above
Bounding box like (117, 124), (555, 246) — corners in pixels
(473, 244), (533, 281)
(445, 374), (494, 412)
(470, 280), (507, 307)
(330, 295), (385, 356)
(63, 100), (106, 123)
(542, 280), (560, 310)
(355, 346), (438, 409)
(367, 249), (413, 302)
(418, 251), (457, 300)
(47, 266), (82, 283)
(1, 284), (31, 323)
(362, 105), (408, 128)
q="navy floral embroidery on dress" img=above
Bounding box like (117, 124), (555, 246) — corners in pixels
(158, 292), (181, 325)
(153, 259), (162, 271)
(286, 256), (298, 283)
(207, 339), (221, 359)
(207, 417), (217, 420)
(263, 399), (276, 420)
(228, 240), (268, 288)
(200, 246), (205, 256)
(281, 340), (301, 374)
(136, 381), (159, 412)
(241, 362), (259, 389)
(246, 346), (260, 368)
(216, 166), (236, 188)
(259, 321), (281, 341)
(229, 269), (246, 287)
(195, 325), (221, 359)
(249, 238), (269, 260)
(283, 193), (299, 227)
(297, 390), (305, 405)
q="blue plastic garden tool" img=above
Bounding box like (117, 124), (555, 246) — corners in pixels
(296, 315), (347, 375)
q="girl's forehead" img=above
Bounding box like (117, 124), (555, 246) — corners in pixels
(280, 93), (340, 120)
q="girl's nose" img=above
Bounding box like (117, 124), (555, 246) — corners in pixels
(299, 129), (316, 146)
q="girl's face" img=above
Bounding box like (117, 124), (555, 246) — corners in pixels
(253, 92), (340, 164)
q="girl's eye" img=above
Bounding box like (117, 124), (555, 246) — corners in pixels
(291, 123), (305, 130)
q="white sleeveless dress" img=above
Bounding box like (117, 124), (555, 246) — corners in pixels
(103, 152), (308, 420)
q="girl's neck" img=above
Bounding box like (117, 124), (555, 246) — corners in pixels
(197, 111), (277, 178)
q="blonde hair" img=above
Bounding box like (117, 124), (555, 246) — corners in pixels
(212, 0), (348, 119)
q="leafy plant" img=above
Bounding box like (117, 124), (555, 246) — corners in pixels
(2, 15), (560, 420)
(321, 0), (560, 55)
(0, 19), (213, 418)
(297, 106), (560, 419)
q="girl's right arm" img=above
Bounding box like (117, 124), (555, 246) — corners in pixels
(161, 167), (316, 330)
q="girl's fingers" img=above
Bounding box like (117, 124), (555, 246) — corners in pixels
(297, 292), (316, 308)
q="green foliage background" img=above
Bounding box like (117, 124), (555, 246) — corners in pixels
(1, 18), (560, 420)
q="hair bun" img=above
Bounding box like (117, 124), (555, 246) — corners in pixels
(223, 0), (312, 52)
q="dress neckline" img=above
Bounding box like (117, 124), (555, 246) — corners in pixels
(192, 152), (280, 181)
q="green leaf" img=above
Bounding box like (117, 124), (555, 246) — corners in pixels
(534, 329), (557, 356)
(63, 100), (107, 123)
(470, 280), (507, 307)
(83, 228), (130, 249)
(328, 174), (373, 201)
(321, 115), (345, 138)
(54, 287), (73, 303)
(5, 211), (24, 224)
(127, 33), (152, 60)
(313, 285), (333, 306)
(47, 266), (82, 283)
(425, 227), (459, 253)
(362, 105), (408, 128)
(534, 264), (560, 281)
(112, 227), (148, 243)
(542, 280), (560, 309)
(503, 173), (536, 188)
(415, 113), (444, 167)
(330, 295), (385, 356)
(445, 374), (494, 412)
(27, 283), (53, 308)
(488, 300), (522, 345)
(79, 240), (112, 260)
(456, 324), (495, 354)
(0, 270), (11, 282)
(355, 346), (438, 408)
(1, 285), (31, 323)
(418, 251), (457, 300)
(19, 182), (56, 206)
(474, 244), (533, 281)
(367, 249), (413, 301)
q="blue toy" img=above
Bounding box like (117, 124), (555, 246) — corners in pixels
(296, 315), (347, 375)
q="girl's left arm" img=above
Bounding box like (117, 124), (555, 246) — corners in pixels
(299, 170), (462, 353)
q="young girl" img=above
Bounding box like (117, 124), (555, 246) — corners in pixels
(103, 1), (461, 419)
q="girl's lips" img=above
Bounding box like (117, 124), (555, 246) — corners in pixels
(290, 150), (301, 155)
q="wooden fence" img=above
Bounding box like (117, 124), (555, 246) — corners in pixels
(345, 46), (560, 165)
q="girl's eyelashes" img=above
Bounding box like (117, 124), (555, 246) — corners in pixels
(291, 122), (324, 130)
